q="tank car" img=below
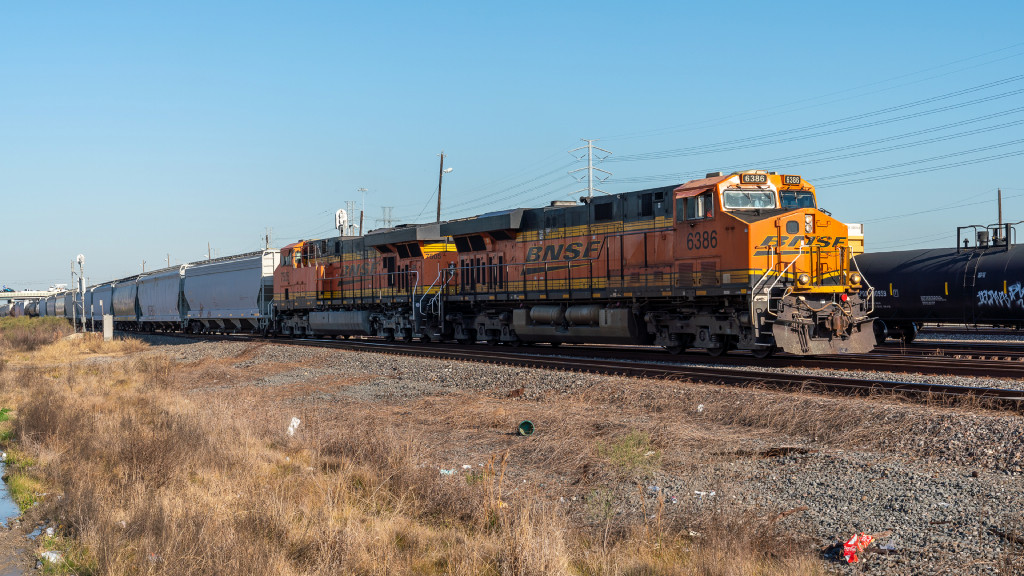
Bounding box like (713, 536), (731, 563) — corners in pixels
(272, 170), (874, 356)
(855, 223), (1024, 342)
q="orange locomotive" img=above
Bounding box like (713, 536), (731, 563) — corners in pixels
(273, 170), (875, 356)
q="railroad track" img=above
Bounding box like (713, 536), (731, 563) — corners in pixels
(152, 332), (1024, 410)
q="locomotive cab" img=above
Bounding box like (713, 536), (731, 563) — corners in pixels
(664, 171), (875, 355)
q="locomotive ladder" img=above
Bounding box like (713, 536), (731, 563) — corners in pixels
(750, 243), (806, 343)
(417, 268), (454, 333)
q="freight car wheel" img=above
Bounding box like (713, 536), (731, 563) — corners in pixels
(751, 345), (776, 359)
(873, 320), (889, 345)
(900, 323), (919, 344)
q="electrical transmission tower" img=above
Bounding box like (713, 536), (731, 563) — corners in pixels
(569, 139), (612, 201)
(379, 207), (394, 228)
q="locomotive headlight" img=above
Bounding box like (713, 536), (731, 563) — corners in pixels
(849, 272), (862, 286)
(797, 273), (811, 286)
(804, 214), (814, 233)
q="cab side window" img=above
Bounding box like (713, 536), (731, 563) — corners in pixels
(686, 193), (714, 220)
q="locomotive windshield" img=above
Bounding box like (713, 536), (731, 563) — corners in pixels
(722, 189), (776, 210)
(780, 190), (816, 209)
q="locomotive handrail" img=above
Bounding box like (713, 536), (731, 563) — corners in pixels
(849, 255), (875, 316)
(762, 241), (806, 319)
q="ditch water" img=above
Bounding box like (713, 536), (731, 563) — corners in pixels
(0, 463), (29, 576)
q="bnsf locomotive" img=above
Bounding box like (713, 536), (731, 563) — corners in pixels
(274, 170), (875, 356)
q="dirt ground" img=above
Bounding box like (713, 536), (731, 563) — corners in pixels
(5, 336), (1023, 574)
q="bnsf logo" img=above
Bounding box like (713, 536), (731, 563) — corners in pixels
(757, 235), (847, 248)
(525, 240), (603, 263)
(342, 263), (372, 275)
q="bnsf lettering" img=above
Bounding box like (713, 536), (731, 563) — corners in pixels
(342, 263), (371, 275)
(526, 240), (602, 263)
(757, 235), (847, 248)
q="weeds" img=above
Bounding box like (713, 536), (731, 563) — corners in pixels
(0, 317), (73, 352)
(0, 335), (826, 576)
(596, 431), (662, 476)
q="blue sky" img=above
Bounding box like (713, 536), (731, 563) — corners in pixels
(2, 1), (1023, 288)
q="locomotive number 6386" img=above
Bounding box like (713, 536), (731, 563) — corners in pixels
(686, 230), (718, 250)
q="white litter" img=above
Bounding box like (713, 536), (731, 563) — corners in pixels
(287, 417), (301, 436)
(40, 551), (62, 564)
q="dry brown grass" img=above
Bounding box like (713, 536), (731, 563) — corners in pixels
(0, 336), (829, 576)
(0, 316), (74, 354)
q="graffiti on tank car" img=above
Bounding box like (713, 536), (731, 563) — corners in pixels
(977, 282), (1024, 310)
(525, 240), (603, 263)
(756, 235), (847, 248)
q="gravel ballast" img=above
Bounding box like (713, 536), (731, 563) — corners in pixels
(134, 334), (1023, 574)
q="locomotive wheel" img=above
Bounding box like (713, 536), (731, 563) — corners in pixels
(402, 330), (413, 343)
(549, 341), (561, 348)
(384, 330), (395, 343)
(420, 334), (431, 343)
(487, 338), (499, 346)
(751, 345), (776, 359)
(664, 344), (685, 355)
(456, 338), (471, 345)
(706, 344), (727, 357)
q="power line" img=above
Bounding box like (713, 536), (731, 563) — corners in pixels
(609, 78), (1024, 163)
(611, 109), (1024, 185)
(601, 43), (1024, 141)
(815, 149), (1024, 188)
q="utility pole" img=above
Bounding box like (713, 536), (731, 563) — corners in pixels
(436, 152), (445, 223)
(70, 261), (76, 333)
(436, 153), (452, 222)
(208, 242), (211, 261)
(265, 227), (272, 250)
(357, 188), (367, 236)
(142, 260), (146, 273)
(77, 255), (85, 333)
(167, 253), (170, 267)
(569, 139), (612, 201)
